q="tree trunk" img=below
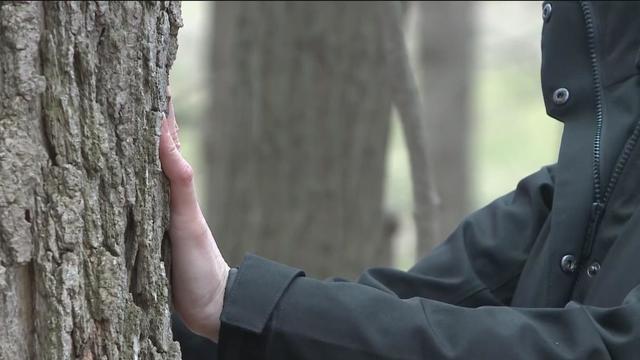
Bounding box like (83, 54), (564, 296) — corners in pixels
(409, 1), (474, 254)
(382, 1), (440, 264)
(0, 2), (182, 359)
(207, 2), (394, 279)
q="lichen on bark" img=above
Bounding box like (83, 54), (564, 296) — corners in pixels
(0, 2), (182, 359)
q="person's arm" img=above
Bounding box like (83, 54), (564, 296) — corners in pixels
(216, 167), (569, 359)
(219, 255), (640, 359)
(359, 165), (555, 308)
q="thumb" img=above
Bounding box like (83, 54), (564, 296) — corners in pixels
(159, 116), (199, 215)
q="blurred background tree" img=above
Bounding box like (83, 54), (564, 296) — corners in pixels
(408, 2), (474, 255)
(207, 2), (395, 279)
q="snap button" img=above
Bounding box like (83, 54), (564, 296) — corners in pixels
(553, 88), (570, 105)
(542, 3), (552, 22)
(560, 254), (577, 273)
(587, 262), (601, 277)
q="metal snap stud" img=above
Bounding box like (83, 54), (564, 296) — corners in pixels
(561, 254), (577, 273)
(553, 88), (570, 105)
(543, 3), (552, 22)
(587, 262), (601, 277)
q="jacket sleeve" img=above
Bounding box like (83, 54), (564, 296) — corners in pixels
(219, 259), (640, 359)
(219, 166), (639, 359)
(357, 165), (555, 308)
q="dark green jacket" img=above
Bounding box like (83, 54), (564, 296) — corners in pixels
(217, 2), (640, 358)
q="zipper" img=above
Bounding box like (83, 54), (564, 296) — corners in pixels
(579, 1), (605, 260)
(581, 121), (640, 259)
(579, 1), (640, 260)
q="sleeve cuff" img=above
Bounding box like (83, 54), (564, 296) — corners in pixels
(220, 253), (305, 334)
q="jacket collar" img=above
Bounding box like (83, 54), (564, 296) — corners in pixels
(539, 1), (640, 305)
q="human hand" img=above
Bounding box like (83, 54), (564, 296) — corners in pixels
(159, 89), (229, 342)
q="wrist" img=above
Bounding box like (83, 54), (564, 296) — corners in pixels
(204, 261), (230, 342)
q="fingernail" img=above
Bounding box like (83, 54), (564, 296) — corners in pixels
(161, 115), (169, 134)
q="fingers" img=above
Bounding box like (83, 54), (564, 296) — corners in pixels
(166, 86), (181, 150)
(159, 115), (199, 216)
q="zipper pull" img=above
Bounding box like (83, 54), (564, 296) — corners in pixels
(590, 201), (604, 219)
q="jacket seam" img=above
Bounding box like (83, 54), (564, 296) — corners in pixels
(419, 300), (452, 357)
(453, 268), (524, 306)
(451, 285), (488, 306)
(602, 72), (640, 90)
(577, 305), (612, 356)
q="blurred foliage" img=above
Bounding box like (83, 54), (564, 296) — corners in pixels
(472, 1), (562, 209)
(473, 66), (561, 208)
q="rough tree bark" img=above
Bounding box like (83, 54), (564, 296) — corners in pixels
(0, 2), (182, 359)
(207, 2), (394, 279)
(409, 2), (474, 254)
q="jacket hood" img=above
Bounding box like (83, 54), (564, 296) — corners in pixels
(542, 1), (640, 189)
(538, 1), (640, 304)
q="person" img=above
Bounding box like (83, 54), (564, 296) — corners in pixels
(162, 2), (640, 359)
